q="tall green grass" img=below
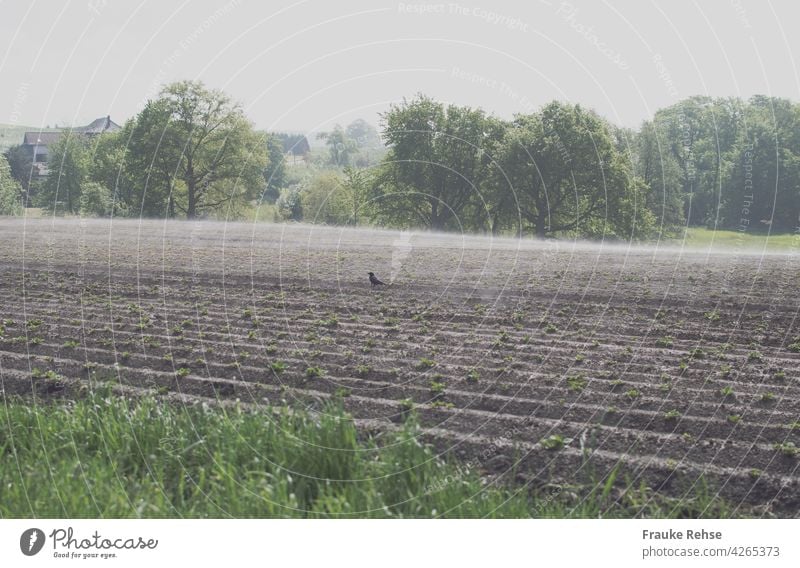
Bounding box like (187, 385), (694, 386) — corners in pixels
(0, 392), (735, 518)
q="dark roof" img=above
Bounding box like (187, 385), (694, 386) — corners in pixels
(22, 131), (62, 145)
(22, 116), (121, 146)
(74, 115), (121, 134)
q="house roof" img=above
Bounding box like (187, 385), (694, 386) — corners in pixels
(22, 116), (121, 146)
(74, 115), (121, 134)
(22, 131), (62, 146)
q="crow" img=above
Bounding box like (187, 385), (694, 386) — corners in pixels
(368, 272), (385, 287)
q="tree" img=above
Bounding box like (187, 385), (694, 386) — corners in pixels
(649, 97), (743, 227)
(345, 119), (381, 148)
(37, 132), (88, 214)
(317, 125), (357, 167)
(376, 94), (501, 230)
(87, 131), (127, 204)
(121, 100), (180, 217)
(276, 187), (303, 221)
(302, 171), (344, 223)
(126, 80), (268, 219)
(276, 133), (310, 157)
(338, 166), (373, 225)
(496, 102), (654, 238)
(79, 181), (123, 217)
(719, 96), (800, 232)
(632, 122), (684, 232)
(0, 154), (23, 215)
(3, 144), (39, 204)
(263, 133), (287, 203)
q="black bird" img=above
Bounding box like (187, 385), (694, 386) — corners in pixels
(368, 272), (385, 287)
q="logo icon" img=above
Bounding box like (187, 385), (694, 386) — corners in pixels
(20, 528), (45, 556)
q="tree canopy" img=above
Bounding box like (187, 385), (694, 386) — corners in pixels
(374, 94), (502, 231)
(37, 131), (89, 214)
(495, 102), (654, 238)
(372, 96), (653, 237)
(7, 87), (800, 240)
(128, 81), (268, 218)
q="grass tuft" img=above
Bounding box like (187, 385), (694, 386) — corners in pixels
(0, 392), (743, 518)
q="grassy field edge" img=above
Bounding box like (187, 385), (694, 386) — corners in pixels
(0, 391), (739, 519)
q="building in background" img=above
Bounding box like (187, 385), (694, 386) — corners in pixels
(22, 115), (121, 176)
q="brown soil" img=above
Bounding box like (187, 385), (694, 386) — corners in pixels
(1, 218), (799, 516)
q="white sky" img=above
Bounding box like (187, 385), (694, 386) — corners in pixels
(1, 0), (798, 137)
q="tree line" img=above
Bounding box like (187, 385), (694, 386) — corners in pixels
(2, 84), (799, 239)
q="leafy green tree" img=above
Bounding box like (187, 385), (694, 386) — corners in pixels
(3, 144), (39, 203)
(125, 81), (268, 218)
(302, 171), (344, 223)
(633, 122), (684, 233)
(276, 187), (303, 221)
(317, 125), (357, 167)
(37, 132), (88, 214)
(0, 154), (23, 215)
(298, 168), (376, 225)
(345, 119), (381, 148)
(649, 97), (743, 227)
(263, 134), (287, 203)
(719, 96), (800, 232)
(276, 133), (310, 160)
(86, 131), (127, 208)
(338, 166), (373, 225)
(120, 101), (180, 217)
(376, 94), (501, 230)
(497, 102), (654, 238)
(79, 181), (126, 217)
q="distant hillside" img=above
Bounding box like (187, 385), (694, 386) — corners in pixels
(0, 123), (61, 153)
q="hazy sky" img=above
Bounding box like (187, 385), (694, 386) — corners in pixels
(1, 0), (798, 138)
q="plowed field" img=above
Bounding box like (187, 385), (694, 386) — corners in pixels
(2, 218), (799, 516)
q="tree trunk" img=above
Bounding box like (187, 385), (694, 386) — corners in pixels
(429, 199), (440, 230)
(187, 189), (196, 219)
(533, 184), (547, 238)
(186, 159), (197, 219)
(535, 212), (547, 238)
(431, 212), (447, 231)
(491, 212), (500, 235)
